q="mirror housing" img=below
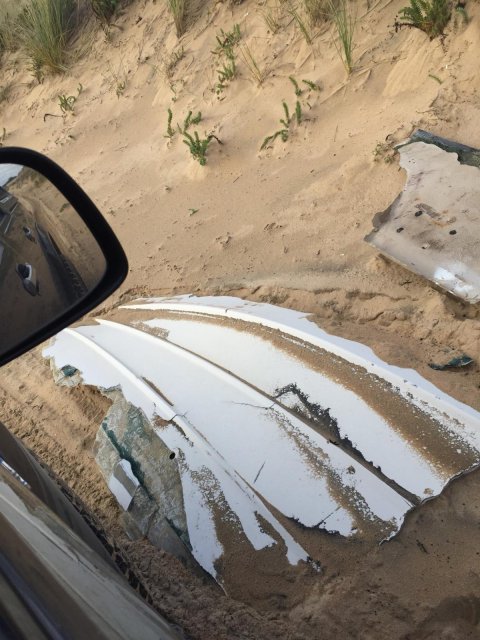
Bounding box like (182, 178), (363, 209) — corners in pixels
(0, 147), (128, 366)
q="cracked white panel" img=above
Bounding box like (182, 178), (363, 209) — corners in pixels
(138, 317), (453, 498)
(171, 454), (224, 578)
(123, 296), (480, 494)
(53, 321), (410, 532)
(44, 330), (308, 578)
(123, 295), (479, 432)
(45, 296), (480, 577)
(44, 329), (176, 422)
(158, 420), (307, 570)
(45, 323), (410, 545)
(365, 140), (480, 303)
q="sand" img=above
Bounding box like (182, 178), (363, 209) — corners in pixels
(1, 0), (480, 637)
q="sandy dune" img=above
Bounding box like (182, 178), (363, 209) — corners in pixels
(1, 0), (480, 637)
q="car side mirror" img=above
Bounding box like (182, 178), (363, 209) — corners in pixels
(0, 148), (128, 366)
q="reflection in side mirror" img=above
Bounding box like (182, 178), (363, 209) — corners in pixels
(0, 161), (109, 360)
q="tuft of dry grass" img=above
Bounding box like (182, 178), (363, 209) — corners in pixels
(329, 0), (356, 74)
(16, 0), (76, 77)
(260, 1), (284, 33)
(239, 43), (270, 86)
(0, 1), (26, 53)
(167, 0), (186, 38)
(90, 0), (119, 31)
(287, 3), (315, 44)
(304, 0), (327, 24)
(164, 46), (185, 77)
(303, 0), (342, 24)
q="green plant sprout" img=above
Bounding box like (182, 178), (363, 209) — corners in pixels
(289, 77), (322, 95)
(289, 76), (302, 96)
(165, 108), (175, 138)
(213, 25), (241, 94)
(58, 94), (75, 112)
(428, 73), (442, 84)
(58, 84), (83, 113)
(213, 24), (241, 55)
(261, 78), (311, 150)
(183, 131), (222, 166)
(169, 81), (178, 103)
(166, 108), (202, 139)
(115, 80), (126, 97)
(261, 128), (289, 150)
(261, 100), (291, 149)
(295, 100), (302, 124)
(180, 110), (202, 133)
(216, 48), (236, 94)
(280, 101), (291, 128)
(398, 0), (451, 39)
(302, 79), (321, 91)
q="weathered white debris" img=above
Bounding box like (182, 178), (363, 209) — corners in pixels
(365, 130), (480, 303)
(44, 295), (480, 582)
